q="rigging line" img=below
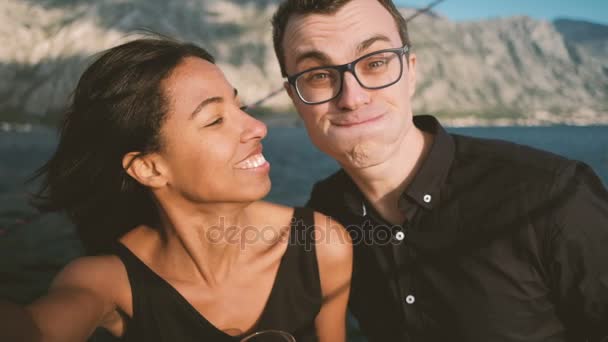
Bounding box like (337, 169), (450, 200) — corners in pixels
(404, 0), (446, 23)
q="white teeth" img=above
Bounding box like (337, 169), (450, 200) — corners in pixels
(236, 153), (267, 169)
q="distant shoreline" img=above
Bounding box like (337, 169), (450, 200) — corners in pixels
(258, 113), (608, 128)
(2, 115), (608, 133)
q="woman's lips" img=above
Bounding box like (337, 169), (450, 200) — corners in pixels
(234, 153), (269, 170)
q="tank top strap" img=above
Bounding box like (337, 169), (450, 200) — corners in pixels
(290, 207), (321, 296)
(287, 206), (318, 261)
(112, 241), (152, 284)
(259, 207), (322, 334)
(111, 242), (155, 328)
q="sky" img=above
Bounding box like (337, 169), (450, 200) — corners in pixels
(396, 0), (608, 25)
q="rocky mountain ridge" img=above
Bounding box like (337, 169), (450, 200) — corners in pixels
(0, 0), (606, 125)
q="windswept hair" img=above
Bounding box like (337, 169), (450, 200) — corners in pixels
(272, 0), (411, 77)
(32, 36), (215, 255)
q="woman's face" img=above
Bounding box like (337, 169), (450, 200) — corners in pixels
(156, 57), (270, 204)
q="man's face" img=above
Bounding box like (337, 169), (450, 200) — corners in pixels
(282, 0), (417, 168)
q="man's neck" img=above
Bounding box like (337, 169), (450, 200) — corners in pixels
(344, 127), (433, 225)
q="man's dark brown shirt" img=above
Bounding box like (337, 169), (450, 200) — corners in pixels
(306, 115), (608, 342)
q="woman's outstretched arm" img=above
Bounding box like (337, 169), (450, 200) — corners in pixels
(1, 256), (123, 342)
(0, 299), (41, 342)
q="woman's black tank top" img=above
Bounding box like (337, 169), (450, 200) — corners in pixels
(112, 207), (321, 342)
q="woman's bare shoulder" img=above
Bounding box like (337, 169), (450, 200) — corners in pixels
(50, 255), (129, 301)
(51, 254), (126, 293)
(51, 253), (133, 320)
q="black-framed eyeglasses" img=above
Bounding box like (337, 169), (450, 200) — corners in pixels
(286, 45), (410, 105)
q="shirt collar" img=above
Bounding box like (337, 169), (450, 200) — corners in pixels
(343, 115), (455, 217)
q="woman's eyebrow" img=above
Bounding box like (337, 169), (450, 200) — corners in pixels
(190, 96), (223, 120)
(190, 89), (238, 120)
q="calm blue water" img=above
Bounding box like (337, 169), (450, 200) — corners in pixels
(262, 125), (608, 206)
(0, 124), (607, 341)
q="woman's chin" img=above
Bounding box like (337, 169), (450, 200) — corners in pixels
(242, 179), (272, 202)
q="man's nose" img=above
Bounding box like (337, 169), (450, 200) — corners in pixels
(336, 72), (370, 110)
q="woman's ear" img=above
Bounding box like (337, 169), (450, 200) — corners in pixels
(122, 152), (168, 188)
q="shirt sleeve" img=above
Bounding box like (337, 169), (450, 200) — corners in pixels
(548, 161), (608, 341)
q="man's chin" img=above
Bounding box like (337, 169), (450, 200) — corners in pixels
(334, 141), (393, 170)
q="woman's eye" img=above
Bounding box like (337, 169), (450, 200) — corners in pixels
(205, 117), (224, 127)
(240, 105), (249, 111)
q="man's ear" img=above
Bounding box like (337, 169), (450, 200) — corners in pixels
(284, 81), (294, 100)
(122, 152), (168, 188)
(284, 81), (305, 119)
(407, 53), (417, 97)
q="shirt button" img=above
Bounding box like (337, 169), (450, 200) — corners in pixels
(423, 194), (432, 203)
(395, 231), (405, 241)
(405, 295), (416, 304)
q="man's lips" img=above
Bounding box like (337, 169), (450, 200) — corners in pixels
(330, 113), (385, 127)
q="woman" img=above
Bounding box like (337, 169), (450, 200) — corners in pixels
(0, 37), (352, 341)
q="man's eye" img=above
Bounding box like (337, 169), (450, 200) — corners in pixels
(368, 60), (386, 68)
(205, 117), (224, 127)
(307, 72), (331, 81)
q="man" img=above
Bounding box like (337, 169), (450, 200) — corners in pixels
(271, 0), (608, 341)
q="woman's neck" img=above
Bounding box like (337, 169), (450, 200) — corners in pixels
(148, 199), (257, 287)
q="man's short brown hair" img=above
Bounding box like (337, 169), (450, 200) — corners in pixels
(271, 0), (411, 77)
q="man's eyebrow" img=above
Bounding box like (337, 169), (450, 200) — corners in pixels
(190, 89), (238, 120)
(295, 50), (331, 68)
(356, 35), (392, 54)
(293, 35), (393, 69)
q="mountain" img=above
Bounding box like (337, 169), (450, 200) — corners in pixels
(407, 13), (608, 125)
(0, 0), (285, 123)
(0, 0), (607, 125)
(553, 18), (608, 61)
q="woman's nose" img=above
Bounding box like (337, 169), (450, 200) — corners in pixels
(240, 110), (267, 142)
